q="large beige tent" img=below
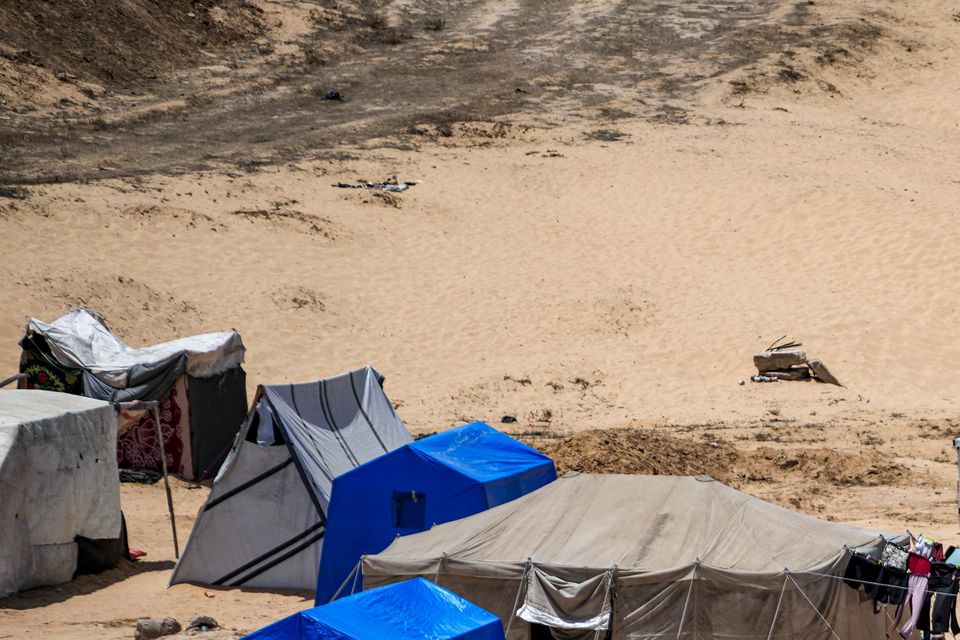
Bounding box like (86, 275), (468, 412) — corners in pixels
(364, 473), (906, 640)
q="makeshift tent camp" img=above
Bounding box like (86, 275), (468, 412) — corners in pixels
(365, 474), (909, 640)
(316, 421), (556, 604)
(245, 577), (505, 640)
(170, 365), (412, 590)
(0, 390), (122, 596)
(19, 308), (247, 480)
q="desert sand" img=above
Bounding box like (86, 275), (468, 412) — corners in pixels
(2, 0), (960, 637)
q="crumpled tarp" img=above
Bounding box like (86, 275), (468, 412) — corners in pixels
(25, 308), (244, 388)
(0, 390), (120, 596)
(516, 566), (612, 639)
(243, 577), (505, 639)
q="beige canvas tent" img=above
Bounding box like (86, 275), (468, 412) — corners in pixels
(364, 474), (907, 640)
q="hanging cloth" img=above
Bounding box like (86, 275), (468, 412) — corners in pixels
(516, 566), (613, 640)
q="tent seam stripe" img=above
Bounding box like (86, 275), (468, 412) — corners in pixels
(212, 520), (325, 586)
(227, 529), (326, 587)
(286, 385), (329, 516)
(319, 379), (360, 466)
(349, 370), (388, 452)
(202, 457), (293, 511)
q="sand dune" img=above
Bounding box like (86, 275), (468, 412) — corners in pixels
(2, 0), (960, 636)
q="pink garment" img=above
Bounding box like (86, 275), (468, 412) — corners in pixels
(891, 573), (929, 638)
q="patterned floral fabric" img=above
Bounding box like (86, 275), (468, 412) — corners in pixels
(116, 376), (194, 479)
(19, 342), (83, 394)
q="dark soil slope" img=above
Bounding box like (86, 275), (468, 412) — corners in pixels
(0, 0), (264, 85)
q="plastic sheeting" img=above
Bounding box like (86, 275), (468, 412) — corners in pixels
(21, 309), (248, 479)
(25, 308), (244, 387)
(364, 474), (910, 640)
(0, 390), (120, 596)
(170, 365), (412, 590)
(243, 578), (505, 640)
(315, 422), (556, 604)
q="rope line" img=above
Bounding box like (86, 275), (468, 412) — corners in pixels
(675, 559), (700, 640)
(764, 574), (789, 640)
(593, 566), (617, 640)
(800, 569), (958, 599)
(786, 572), (842, 640)
(330, 559), (362, 602)
(504, 559), (532, 638)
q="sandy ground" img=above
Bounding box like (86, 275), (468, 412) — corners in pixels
(2, 0), (960, 637)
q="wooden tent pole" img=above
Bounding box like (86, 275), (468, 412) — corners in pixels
(115, 400), (179, 558)
(0, 372), (25, 388)
(152, 403), (180, 558)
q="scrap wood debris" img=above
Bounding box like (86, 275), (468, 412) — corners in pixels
(751, 336), (842, 386)
(334, 176), (418, 192)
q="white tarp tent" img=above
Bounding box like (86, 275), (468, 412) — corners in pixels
(25, 308), (244, 386)
(20, 309), (248, 480)
(0, 390), (121, 596)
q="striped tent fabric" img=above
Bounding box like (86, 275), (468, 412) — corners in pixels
(169, 365), (411, 590)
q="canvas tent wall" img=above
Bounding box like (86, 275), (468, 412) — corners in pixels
(0, 390), (122, 596)
(316, 421), (556, 604)
(19, 308), (247, 480)
(364, 474), (909, 640)
(244, 577), (505, 640)
(170, 365), (412, 591)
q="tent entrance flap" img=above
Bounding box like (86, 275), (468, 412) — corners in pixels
(516, 566), (613, 638)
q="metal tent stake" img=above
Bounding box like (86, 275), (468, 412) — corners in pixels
(152, 404), (180, 558)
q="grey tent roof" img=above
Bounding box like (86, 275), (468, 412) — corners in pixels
(170, 365), (412, 590)
(365, 474), (907, 640)
(0, 390), (120, 596)
(25, 308), (244, 387)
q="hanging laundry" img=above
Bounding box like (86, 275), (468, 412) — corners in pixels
(946, 546), (960, 566)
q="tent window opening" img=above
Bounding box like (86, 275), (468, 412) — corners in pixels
(393, 490), (426, 531)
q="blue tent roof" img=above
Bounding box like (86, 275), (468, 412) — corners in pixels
(316, 422), (556, 604)
(244, 578), (505, 640)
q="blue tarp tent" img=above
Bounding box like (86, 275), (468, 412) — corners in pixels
(316, 422), (556, 604)
(244, 577), (505, 640)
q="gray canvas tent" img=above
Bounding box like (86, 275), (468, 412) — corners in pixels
(19, 308), (247, 480)
(364, 474), (908, 640)
(170, 365), (412, 591)
(0, 390), (121, 596)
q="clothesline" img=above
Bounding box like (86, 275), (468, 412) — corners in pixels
(806, 569), (955, 599)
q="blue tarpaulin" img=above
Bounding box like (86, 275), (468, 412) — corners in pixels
(316, 422), (556, 604)
(244, 578), (505, 640)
